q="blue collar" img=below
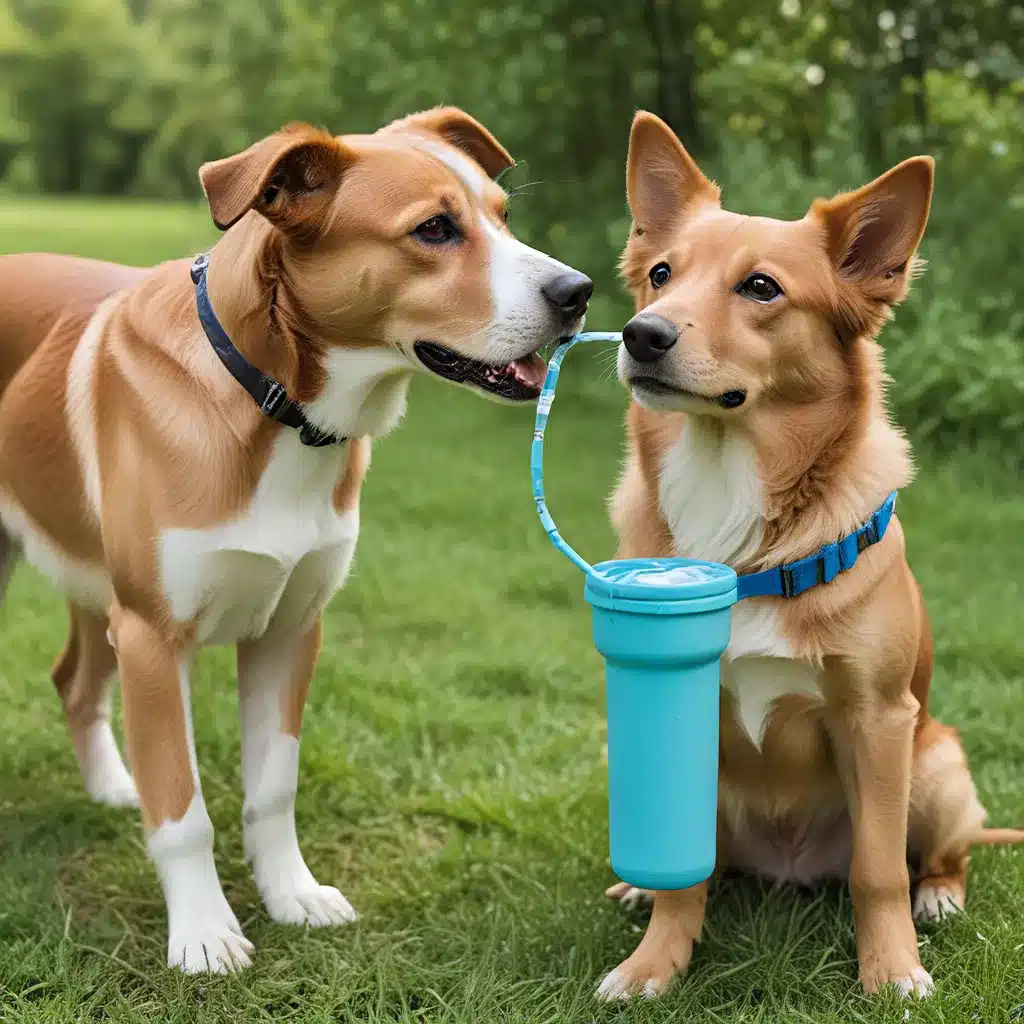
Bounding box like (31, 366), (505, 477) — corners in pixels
(189, 253), (345, 448)
(736, 491), (898, 600)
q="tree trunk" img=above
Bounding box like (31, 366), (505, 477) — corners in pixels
(850, 4), (889, 173)
(644, 0), (705, 156)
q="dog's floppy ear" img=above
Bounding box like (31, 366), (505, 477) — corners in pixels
(199, 123), (353, 234)
(383, 106), (515, 180)
(626, 112), (719, 233)
(811, 156), (934, 312)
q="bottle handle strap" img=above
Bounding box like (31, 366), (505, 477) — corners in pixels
(530, 332), (622, 578)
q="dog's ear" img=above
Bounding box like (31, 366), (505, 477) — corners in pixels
(199, 123), (353, 234)
(811, 156), (934, 309)
(383, 106), (515, 180)
(626, 112), (719, 233)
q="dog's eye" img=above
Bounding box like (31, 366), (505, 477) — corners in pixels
(413, 215), (460, 245)
(737, 273), (783, 303)
(501, 208), (510, 225)
(649, 263), (671, 289)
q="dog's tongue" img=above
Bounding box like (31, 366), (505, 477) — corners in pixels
(511, 353), (547, 390)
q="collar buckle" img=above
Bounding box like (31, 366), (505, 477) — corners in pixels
(260, 380), (290, 421)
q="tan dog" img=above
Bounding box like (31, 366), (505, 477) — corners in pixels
(598, 111), (1021, 1001)
(0, 107), (591, 973)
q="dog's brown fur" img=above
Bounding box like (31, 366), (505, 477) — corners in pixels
(0, 107), (590, 972)
(599, 112), (1022, 1001)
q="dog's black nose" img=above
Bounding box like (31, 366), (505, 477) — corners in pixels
(622, 313), (679, 362)
(542, 271), (593, 319)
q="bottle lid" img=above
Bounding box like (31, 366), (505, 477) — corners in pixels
(585, 557), (737, 603)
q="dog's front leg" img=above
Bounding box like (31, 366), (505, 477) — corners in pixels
(113, 605), (253, 972)
(825, 660), (932, 998)
(237, 617), (357, 927)
(596, 882), (708, 1001)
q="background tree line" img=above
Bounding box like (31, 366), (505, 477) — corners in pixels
(0, 0), (1021, 445)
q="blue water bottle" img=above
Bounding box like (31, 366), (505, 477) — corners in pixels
(532, 335), (737, 890)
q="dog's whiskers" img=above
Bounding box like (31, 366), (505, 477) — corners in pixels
(506, 180), (544, 201)
(596, 347), (621, 385)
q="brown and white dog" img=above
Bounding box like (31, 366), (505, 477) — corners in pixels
(0, 107), (591, 973)
(598, 112), (1021, 1001)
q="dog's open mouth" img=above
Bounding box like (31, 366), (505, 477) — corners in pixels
(414, 342), (547, 401)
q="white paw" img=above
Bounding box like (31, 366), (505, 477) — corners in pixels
(894, 967), (935, 999)
(596, 966), (664, 1002)
(264, 885), (358, 927)
(77, 723), (139, 807)
(168, 922), (254, 973)
(604, 881), (655, 910)
(88, 773), (140, 808)
(620, 887), (654, 911)
(913, 883), (963, 923)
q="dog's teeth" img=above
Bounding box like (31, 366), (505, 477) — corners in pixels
(484, 364), (512, 385)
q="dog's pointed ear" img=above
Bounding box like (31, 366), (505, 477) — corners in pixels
(626, 112), (719, 232)
(811, 156), (934, 307)
(199, 123), (353, 233)
(383, 106), (515, 180)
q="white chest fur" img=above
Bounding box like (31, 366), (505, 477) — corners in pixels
(159, 433), (360, 645)
(658, 420), (822, 746)
(659, 418), (765, 567)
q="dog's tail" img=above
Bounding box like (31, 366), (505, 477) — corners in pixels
(969, 827), (1024, 846)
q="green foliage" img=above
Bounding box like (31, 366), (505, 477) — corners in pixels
(0, 0), (1021, 444)
(2, 0), (158, 192)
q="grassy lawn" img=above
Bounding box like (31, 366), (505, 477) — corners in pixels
(0, 197), (1022, 1022)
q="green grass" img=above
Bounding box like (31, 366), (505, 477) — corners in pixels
(0, 198), (1022, 1022)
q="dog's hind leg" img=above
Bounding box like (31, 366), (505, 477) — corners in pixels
(51, 601), (138, 807)
(908, 718), (986, 923)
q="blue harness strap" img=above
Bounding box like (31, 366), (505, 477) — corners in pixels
(736, 491), (899, 600)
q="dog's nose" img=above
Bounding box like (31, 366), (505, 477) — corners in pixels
(542, 271), (593, 319)
(622, 313), (679, 362)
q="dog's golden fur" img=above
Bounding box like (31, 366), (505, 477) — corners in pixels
(599, 112), (1022, 1001)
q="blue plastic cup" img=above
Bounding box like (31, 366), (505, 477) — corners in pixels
(585, 558), (736, 889)
(531, 334), (737, 891)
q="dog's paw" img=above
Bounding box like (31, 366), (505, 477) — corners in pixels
(79, 725), (140, 807)
(861, 962), (934, 999)
(597, 965), (666, 1001)
(913, 880), (964, 924)
(604, 881), (655, 910)
(596, 941), (693, 1003)
(88, 773), (140, 808)
(264, 885), (358, 927)
(168, 924), (254, 974)
(895, 967), (935, 999)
